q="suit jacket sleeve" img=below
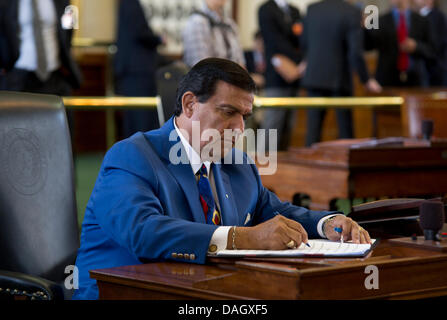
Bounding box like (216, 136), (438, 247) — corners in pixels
(90, 140), (218, 265)
(123, 0), (161, 49)
(412, 15), (435, 61)
(431, 10), (447, 61)
(250, 162), (334, 239)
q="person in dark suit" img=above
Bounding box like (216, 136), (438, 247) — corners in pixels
(414, 0), (447, 86)
(114, 0), (164, 138)
(0, 1), (19, 73)
(73, 58), (370, 299)
(301, 0), (382, 147)
(0, 0), (81, 95)
(258, 0), (303, 151)
(365, 0), (435, 87)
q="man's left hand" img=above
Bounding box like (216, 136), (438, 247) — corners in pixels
(323, 215), (371, 244)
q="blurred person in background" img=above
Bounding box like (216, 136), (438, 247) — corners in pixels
(364, 0), (435, 87)
(0, 0), (81, 95)
(301, 0), (382, 147)
(0, 1), (19, 74)
(114, 0), (165, 138)
(258, 0), (304, 151)
(414, 0), (447, 86)
(182, 0), (245, 68)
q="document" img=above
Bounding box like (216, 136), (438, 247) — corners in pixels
(211, 239), (377, 258)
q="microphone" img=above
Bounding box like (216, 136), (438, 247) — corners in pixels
(419, 200), (445, 241)
(421, 119), (434, 141)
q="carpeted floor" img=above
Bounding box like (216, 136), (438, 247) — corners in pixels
(74, 153), (104, 229)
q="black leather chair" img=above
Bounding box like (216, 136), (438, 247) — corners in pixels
(0, 91), (79, 300)
(156, 61), (189, 125)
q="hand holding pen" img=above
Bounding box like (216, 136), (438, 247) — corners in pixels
(334, 227), (344, 244)
(323, 215), (372, 244)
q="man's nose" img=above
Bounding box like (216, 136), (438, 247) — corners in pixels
(231, 114), (245, 132)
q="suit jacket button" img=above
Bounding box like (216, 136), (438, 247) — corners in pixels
(190, 254), (196, 260)
(208, 244), (217, 253)
(178, 253), (184, 259)
(184, 254), (190, 260)
(171, 253), (178, 258)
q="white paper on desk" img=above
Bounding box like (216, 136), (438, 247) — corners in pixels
(211, 239), (376, 258)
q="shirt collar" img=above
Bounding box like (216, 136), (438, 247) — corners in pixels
(174, 117), (211, 175)
(274, 0), (288, 9)
(420, 6), (432, 17)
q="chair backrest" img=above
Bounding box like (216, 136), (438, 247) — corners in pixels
(402, 95), (447, 139)
(156, 61), (189, 125)
(0, 91), (79, 283)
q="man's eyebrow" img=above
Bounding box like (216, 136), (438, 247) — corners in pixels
(217, 103), (253, 116)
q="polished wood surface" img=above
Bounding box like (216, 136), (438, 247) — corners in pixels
(402, 96), (447, 139)
(260, 140), (447, 211)
(90, 238), (447, 300)
(389, 236), (447, 252)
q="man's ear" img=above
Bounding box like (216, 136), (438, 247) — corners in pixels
(181, 91), (197, 118)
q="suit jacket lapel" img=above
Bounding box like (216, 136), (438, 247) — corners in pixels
(213, 163), (239, 226)
(153, 117), (239, 225)
(273, 1), (291, 33)
(167, 162), (206, 224)
(383, 13), (398, 52)
(156, 117), (205, 223)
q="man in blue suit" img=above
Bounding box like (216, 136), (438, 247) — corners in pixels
(73, 58), (371, 300)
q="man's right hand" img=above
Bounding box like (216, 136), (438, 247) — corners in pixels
(227, 215), (309, 250)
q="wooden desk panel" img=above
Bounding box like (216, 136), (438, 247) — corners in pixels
(260, 142), (447, 210)
(91, 240), (447, 300)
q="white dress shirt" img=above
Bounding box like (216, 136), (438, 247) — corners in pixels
(14, 0), (60, 74)
(174, 118), (340, 253)
(419, 6), (432, 17)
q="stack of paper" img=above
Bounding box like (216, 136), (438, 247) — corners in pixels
(211, 239), (376, 258)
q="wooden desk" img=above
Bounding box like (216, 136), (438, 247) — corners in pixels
(90, 239), (447, 300)
(260, 140), (447, 211)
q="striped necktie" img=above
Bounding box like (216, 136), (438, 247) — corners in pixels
(197, 164), (221, 225)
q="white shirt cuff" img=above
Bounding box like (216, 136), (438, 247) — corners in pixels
(317, 214), (344, 238)
(208, 226), (232, 254)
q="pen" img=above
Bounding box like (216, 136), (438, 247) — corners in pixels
(334, 227), (343, 243)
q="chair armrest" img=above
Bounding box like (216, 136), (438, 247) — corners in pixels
(0, 270), (65, 300)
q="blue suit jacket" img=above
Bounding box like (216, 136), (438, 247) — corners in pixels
(73, 117), (333, 299)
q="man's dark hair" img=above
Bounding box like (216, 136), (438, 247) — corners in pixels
(174, 58), (256, 116)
